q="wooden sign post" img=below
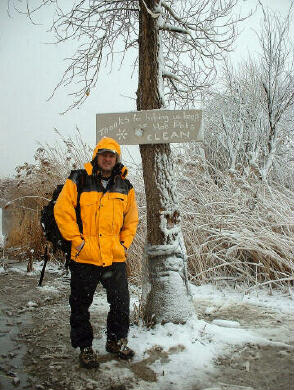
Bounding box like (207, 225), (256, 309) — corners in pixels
(96, 109), (203, 144)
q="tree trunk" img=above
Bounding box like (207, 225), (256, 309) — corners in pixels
(137, 0), (194, 324)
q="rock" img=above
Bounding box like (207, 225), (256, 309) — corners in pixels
(26, 301), (38, 308)
(244, 361), (250, 372)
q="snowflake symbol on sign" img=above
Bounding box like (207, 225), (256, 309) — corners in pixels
(116, 129), (128, 141)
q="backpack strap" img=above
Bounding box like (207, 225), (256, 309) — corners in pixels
(65, 169), (86, 270)
(75, 170), (87, 234)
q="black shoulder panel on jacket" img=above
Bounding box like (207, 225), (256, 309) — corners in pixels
(69, 170), (105, 193)
(124, 178), (133, 190)
(68, 171), (133, 194)
(68, 169), (87, 185)
(109, 176), (133, 195)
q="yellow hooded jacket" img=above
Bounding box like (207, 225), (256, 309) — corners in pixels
(54, 137), (139, 267)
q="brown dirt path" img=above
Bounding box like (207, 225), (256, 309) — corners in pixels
(0, 260), (293, 390)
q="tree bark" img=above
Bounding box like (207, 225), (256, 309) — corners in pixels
(137, 0), (194, 324)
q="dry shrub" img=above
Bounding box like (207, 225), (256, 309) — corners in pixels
(124, 168), (146, 285)
(2, 129), (91, 263)
(5, 208), (46, 263)
(177, 153), (294, 288)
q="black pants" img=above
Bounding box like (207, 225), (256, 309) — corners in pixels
(69, 261), (130, 349)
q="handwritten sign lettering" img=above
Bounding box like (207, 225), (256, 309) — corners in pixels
(96, 109), (203, 145)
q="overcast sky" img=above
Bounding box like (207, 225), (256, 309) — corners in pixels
(0, 0), (292, 178)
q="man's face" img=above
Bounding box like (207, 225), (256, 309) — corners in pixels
(97, 151), (117, 175)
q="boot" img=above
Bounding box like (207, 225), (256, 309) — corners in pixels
(79, 346), (99, 368)
(106, 338), (135, 360)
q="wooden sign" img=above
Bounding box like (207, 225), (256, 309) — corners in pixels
(96, 109), (203, 145)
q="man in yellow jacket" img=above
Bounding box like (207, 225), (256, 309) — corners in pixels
(54, 137), (138, 368)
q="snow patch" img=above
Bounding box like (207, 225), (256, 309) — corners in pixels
(211, 319), (241, 328)
(0, 208), (4, 247)
(127, 317), (264, 390)
(37, 285), (60, 294)
(190, 283), (294, 315)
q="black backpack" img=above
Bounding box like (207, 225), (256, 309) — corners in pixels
(38, 170), (86, 286)
(40, 169), (86, 262)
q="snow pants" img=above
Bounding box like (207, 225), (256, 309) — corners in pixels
(69, 261), (130, 349)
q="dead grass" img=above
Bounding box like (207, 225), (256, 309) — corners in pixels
(2, 129), (91, 263)
(178, 155), (294, 288)
(5, 209), (46, 264)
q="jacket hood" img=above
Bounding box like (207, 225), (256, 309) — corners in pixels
(84, 137), (127, 177)
(92, 137), (121, 160)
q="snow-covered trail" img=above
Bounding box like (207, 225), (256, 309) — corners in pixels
(0, 208), (3, 247)
(0, 260), (293, 390)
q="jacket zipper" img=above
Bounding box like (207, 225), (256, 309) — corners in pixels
(96, 197), (102, 253)
(112, 194), (114, 234)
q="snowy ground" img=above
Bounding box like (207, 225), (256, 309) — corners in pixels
(0, 208), (3, 248)
(0, 260), (293, 390)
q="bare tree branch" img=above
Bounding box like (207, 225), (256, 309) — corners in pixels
(12, 0), (250, 111)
